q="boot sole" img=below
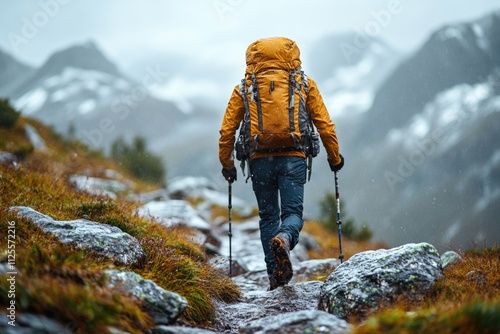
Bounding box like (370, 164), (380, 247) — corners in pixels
(270, 237), (293, 285)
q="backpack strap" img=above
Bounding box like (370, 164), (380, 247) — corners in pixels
(288, 70), (296, 132)
(299, 71), (316, 182)
(238, 79), (252, 183)
(250, 73), (263, 132)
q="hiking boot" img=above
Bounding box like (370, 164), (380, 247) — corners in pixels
(268, 276), (279, 291)
(270, 232), (293, 286)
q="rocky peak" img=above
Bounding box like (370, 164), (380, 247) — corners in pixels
(39, 40), (122, 78)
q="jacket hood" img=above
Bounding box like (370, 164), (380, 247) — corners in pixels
(245, 37), (302, 73)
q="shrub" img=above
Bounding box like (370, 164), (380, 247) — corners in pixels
(111, 136), (166, 184)
(319, 191), (373, 241)
(0, 98), (21, 128)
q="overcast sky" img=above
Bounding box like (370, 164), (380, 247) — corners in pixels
(1, 1), (499, 105)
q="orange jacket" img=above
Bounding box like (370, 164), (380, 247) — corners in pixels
(219, 37), (341, 170)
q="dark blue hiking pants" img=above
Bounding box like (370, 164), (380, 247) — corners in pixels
(249, 156), (307, 277)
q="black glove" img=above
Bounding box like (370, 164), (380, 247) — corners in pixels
(329, 154), (344, 172)
(222, 167), (237, 183)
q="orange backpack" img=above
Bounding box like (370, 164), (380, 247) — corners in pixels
(235, 37), (320, 181)
(235, 68), (320, 179)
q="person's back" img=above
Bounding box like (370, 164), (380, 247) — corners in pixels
(219, 37), (344, 290)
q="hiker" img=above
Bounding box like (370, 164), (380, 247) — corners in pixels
(219, 37), (344, 290)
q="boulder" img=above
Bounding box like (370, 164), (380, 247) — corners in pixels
(10, 206), (145, 266)
(137, 200), (211, 231)
(240, 309), (352, 334)
(210, 255), (250, 278)
(0, 151), (18, 167)
(441, 250), (463, 269)
(0, 312), (72, 334)
(69, 174), (129, 199)
(318, 242), (443, 320)
(105, 270), (188, 325)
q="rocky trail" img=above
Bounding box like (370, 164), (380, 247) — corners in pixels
(2, 168), (460, 333)
(0, 126), (458, 333)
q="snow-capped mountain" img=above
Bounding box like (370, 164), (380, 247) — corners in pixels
(340, 10), (500, 250)
(357, 10), (500, 145)
(0, 41), (226, 181)
(307, 33), (400, 118)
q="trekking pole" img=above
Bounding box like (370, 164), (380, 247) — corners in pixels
(334, 171), (344, 263)
(228, 181), (233, 277)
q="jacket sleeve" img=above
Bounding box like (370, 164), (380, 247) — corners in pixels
(219, 85), (245, 169)
(306, 77), (342, 166)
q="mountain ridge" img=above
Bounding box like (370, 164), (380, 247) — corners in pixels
(356, 10), (500, 145)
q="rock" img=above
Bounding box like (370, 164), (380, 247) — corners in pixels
(105, 270), (188, 325)
(167, 176), (254, 217)
(0, 312), (72, 334)
(10, 206), (145, 266)
(152, 325), (216, 333)
(167, 176), (218, 198)
(128, 188), (169, 203)
(231, 270), (271, 294)
(0, 151), (18, 167)
(441, 250), (463, 269)
(293, 258), (340, 283)
(137, 200), (211, 231)
(24, 123), (47, 152)
(69, 174), (129, 199)
(210, 255), (250, 277)
(213, 281), (323, 333)
(240, 309), (352, 334)
(299, 232), (322, 252)
(466, 270), (488, 286)
(318, 242), (443, 320)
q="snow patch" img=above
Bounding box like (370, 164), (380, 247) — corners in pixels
(44, 67), (129, 103)
(326, 90), (373, 116)
(472, 23), (488, 51)
(78, 99), (97, 115)
(149, 76), (222, 114)
(386, 81), (494, 149)
(438, 26), (465, 43)
(15, 88), (48, 115)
